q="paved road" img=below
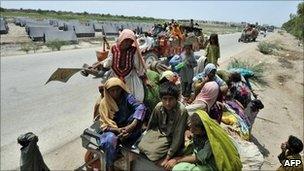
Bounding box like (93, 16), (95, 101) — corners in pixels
(0, 32), (265, 170)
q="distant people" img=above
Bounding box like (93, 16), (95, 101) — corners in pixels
(103, 29), (148, 102)
(277, 135), (303, 171)
(138, 82), (188, 169)
(189, 19), (194, 28)
(206, 34), (220, 66)
(97, 77), (146, 171)
(179, 41), (197, 98)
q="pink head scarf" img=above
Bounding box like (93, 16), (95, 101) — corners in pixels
(194, 81), (219, 112)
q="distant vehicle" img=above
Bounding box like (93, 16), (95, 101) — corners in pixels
(266, 26), (274, 32)
(238, 25), (259, 43)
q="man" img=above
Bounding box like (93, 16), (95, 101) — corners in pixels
(277, 135), (303, 171)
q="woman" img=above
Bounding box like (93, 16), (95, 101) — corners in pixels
(186, 81), (221, 123)
(227, 72), (252, 108)
(103, 29), (148, 102)
(188, 81), (219, 112)
(193, 63), (228, 97)
(97, 77), (146, 171)
(167, 110), (242, 171)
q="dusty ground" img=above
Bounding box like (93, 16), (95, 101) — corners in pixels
(220, 31), (303, 170)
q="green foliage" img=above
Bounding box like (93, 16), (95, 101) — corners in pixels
(20, 43), (32, 53)
(20, 42), (41, 53)
(278, 30), (284, 35)
(282, 2), (304, 40)
(0, 8), (162, 23)
(32, 43), (42, 53)
(257, 41), (281, 55)
(228, 58), (268, 86)
(45, 40), (68, 51)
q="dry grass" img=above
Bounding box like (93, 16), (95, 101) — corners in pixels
(277, 57), (294, 69)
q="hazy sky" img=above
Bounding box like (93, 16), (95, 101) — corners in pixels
(0, 1), (301, 26)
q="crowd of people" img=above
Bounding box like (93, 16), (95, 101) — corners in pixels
(84, 27), (303, 171)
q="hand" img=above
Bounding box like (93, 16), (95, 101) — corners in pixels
(161, 157), (170, 168)
(216, 62), (220, 67)
(164, 158), (178, 170)
(145, 80), (153, 89)
(281, 142), (287, 151)
(185, 130), (193, 140)
(216, 101), (226, 111)
(118, 129), (130, 140)
(112, 127), (123, 134)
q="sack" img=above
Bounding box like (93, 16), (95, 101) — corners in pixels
(18, 132), (50, 171)
(222, 111), (237, 125)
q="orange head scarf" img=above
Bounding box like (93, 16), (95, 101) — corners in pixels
(99, 77), (130, 130)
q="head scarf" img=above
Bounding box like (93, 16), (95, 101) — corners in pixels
(194, 81), (219, 112)
(193, 63), (217, 82)
(159, 70), (180, 85)
(99, 77), (130, 130)
(195, 110), (242, 171)
(117, 29), (146, 72)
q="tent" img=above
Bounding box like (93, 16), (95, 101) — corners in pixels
(63, 24), (76, 31)
(0, 18), (9, 34)
(25, 21), (51, 34)
(28, 26), (58, 41)
(44, 30), (78, 44)
(63, 21), (81, 31)
(102, 23), (119, 36)
(92, 23), (103, 32)
(74, 25), (95, 37)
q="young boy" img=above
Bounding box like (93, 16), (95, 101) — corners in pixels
(277, 135), (303, 171)
(179, 41), (197, 99)
(138, 82), (188, 168)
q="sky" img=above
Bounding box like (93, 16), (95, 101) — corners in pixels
(0, 1), (301, 26)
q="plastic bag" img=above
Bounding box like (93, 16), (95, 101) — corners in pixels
(18, 132), (50, 171)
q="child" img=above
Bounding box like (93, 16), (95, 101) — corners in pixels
(172, 113), (217, 171)
(179, 41), (197, 98)
(138, 82), (188, 168)
(277, 135), (303, 171)
(168, 110), (242, 171)
(206, 34), (220, 66)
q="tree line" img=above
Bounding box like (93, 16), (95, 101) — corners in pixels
(282, 2), (304, 40)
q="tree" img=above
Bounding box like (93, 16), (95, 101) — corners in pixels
(297, 2), (304, 16)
